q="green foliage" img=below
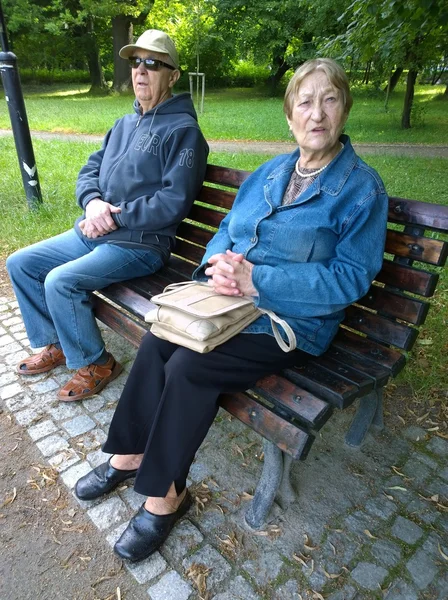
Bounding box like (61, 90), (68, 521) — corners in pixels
(18, 69), (91, 85)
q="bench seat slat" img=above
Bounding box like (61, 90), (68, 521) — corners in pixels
(376, 260), (439, 297)
(219, 392), (314, 459)
(324, 347), (391, 387)
(333, 329), (406, 376)
(93, 295), (146, 348)
(385, 230), (447, 266)
(285, 363), (360, 409)
(343, 305), (418, 350)
(251, 374), (333, 430)
(357, 285), (429, 326)
(309, 355), (375, 393)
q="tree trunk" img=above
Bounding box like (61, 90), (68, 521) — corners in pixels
(401, 68), (418, 129)
(112, 15), (133, 92)
(266, 50), (290, 95)
(85, 18), (107, 93)
(383, 66), (403, 93)
(362, 61), (371, 85)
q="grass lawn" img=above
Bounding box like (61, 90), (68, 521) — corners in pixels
(0, 83), (447, 144)
(0, 137), (446, 405)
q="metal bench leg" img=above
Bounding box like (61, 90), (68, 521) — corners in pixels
(345, 389), (382, 448)
(276, 453), (297, 509)
(245, 439), (283, 529)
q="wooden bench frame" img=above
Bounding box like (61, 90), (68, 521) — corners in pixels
(93, 164), (448, 529)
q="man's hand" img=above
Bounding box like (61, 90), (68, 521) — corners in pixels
(79, 199), (122, 239)
(205, 250), (258, 297)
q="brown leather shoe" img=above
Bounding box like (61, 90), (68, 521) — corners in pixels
(57, 354), (123, 402)
(17, 344), (66, 375)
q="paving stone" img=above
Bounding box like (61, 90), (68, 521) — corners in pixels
(147, 570), (193, 600)
(344, 511), (378, 538)
(384, 579), (419, 600)
(242, 550), (284, 586)
(432, 572), (448, 600)
(87, 448), (112, 469)
(183, 545), (231, 592)
(426, 436), (448, 457)
(327, 585), (357, 600)
(383, 477), (411, 503)
(196, 509), (226, 531)
(0, 341), (23, 355)
(422, 532), (447, 558)
(87, 496), (128, 531)
(4, 349), (29, 365)
(406, 548), (438, 589)
(76, 428), (108, 451)
(29, 378), (59, 394)
(350, 561), (388, 590)
(49, 403), (84, 421)
(412, 452), (439, 470)
(406, 498), (439, 524)
(14, 331), (28, 341)
(425, 478), (448, 498)
(189, 461), (211, 483)
(60, 461), (93, 488)
(28, 419), (58, 441)
(322, 532), (360, 566)
(48, 448), (81, 472)
(62, 414), (96, 437)
(3, 316), (22, 327)
(10, 323), (25, 333)
(0, 334), (15, 347)
(440, 467), (448, 482)
(391, 516), (423, 544)
(162, 519), (204, 562)
(106, 522), (129, 547)
(93, 408), (115, 427)
(82, 397), (106, 412)
(36, 434), (70, 457)
(306, 568), (328, 591)
(212, 575), (260, 600)
(5, 393), (33, 412)
(118, 485), (145, 511)
(0, 371), (18, 387)
(125, 552), (167, 584)
(401, 458), (432, 486)
(365, 496), (397, 520)
(1, 382), (23, 400)
(370, 539), (402, 567)
(14, 406), (43, 426)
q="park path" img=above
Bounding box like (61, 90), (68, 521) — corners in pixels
(1, 128), (448, 157)
(0, 293), (447, 600)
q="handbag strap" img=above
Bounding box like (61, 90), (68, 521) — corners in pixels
(261, 309), (297, 352)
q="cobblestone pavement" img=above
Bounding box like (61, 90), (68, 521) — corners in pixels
(0, 295), (447, 599)
(1, 129), (448, 157)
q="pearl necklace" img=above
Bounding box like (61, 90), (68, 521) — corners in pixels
(295, 142), (344, 179)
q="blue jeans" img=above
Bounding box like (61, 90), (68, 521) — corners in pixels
(6, 229), (167, 369)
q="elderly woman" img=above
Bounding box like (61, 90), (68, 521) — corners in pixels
(76, 58), (388, 562)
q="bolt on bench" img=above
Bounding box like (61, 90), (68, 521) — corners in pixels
(93, 164), (448, 529)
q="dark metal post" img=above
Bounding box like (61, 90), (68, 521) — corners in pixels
(0, 1), (42, 209)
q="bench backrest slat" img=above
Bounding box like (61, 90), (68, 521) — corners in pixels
(385, 230), (447, 266)
(356, 286), (429, 326)
(376, 260), (439, 297)
(389, 197), (448, 231)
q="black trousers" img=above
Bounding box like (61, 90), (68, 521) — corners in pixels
(103, 331), (310, 497)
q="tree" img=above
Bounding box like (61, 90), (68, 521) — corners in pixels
(323, 0), (448, 127)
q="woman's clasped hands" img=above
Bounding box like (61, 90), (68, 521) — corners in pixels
(205, 249), (258, 297)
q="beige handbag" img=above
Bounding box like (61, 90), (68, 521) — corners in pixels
(145, 281), (296, 354)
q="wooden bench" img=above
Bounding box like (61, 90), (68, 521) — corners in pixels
(93, 164), (448, 529)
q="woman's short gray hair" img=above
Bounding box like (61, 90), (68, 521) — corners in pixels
(283, 58), (353, 119)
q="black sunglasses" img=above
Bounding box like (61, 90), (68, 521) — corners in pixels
(129, 57), (175, 71)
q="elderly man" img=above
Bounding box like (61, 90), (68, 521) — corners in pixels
(7, 29), (209, 402)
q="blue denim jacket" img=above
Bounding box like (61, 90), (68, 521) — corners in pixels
(193, 135), (388, 356)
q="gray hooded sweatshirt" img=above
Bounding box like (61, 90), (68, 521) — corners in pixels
(74, 93), (209, 251)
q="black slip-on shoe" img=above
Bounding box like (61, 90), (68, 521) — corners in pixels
(114, 490), (192, 562)
(75, 459), (138, 501)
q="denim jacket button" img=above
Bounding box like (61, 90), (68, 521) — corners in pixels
(251, 236), (257, 244)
